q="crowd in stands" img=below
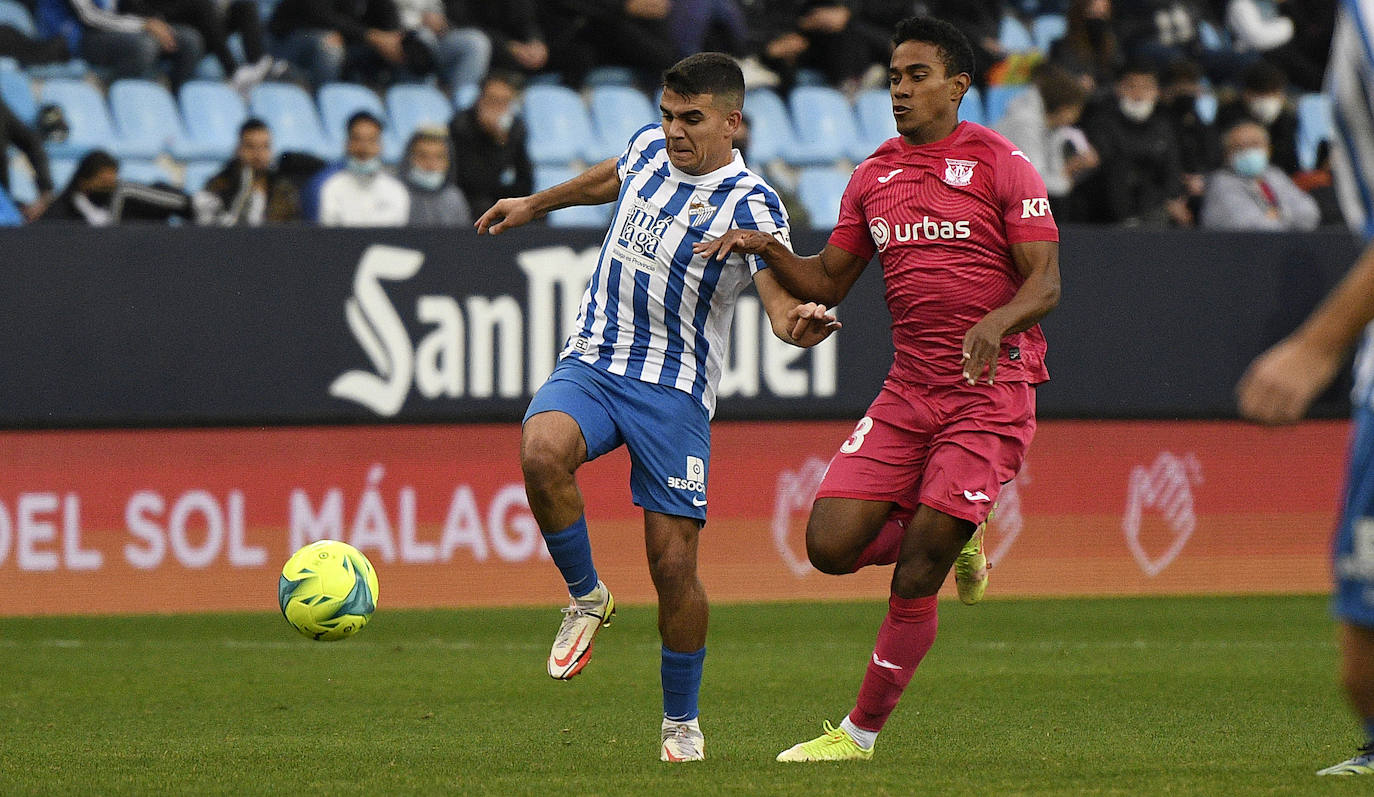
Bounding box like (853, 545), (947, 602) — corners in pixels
(0, 0), (1348, 232)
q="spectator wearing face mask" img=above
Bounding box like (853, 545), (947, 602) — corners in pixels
(403, 126), (471, 226)
(1200, 119), (1318, 230)
(39, 149), (191, 224)
(1215, 59), (1300, 174)
(1080, 59), (1191, 226)
(449, 70), (532, 216)
(317, 110), (409, 227)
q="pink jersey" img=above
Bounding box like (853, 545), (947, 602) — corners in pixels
(829, 121), (1059, 385)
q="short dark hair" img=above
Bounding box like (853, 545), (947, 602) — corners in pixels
(1242, 59), (1288, 93)
(891, 16), (975, 80)
(70, 149), (117, 189)
(239, 117), (269, 138)
(482, 69), (524, 94)
(661, 52), (744, 110)
(347, 110), (383, 134)
(1034, 63), (1088, 113)
(1118, 57), (1158, 81)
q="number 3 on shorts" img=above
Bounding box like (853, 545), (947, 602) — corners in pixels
(840, 416), (873, 454)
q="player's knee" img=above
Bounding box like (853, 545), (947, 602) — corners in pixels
(647, 546), (697, 593)
(520, 432), (577, 491)
(804, 524), (856, 575)
(891, 548), (945, 598)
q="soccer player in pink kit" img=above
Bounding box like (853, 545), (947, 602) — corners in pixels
(696, 16), (1060, 760)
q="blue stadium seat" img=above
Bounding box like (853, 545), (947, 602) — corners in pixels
(796, 167), (850, 228)
(534, 165), (611, 227)
(855, 88), (895, 157)
(119, 158), (172, 185)
(0, 0), (34, 35)
(453, 83), (478, 111)
(109, 79), (219, 160)
(0, 63), (35, 124)
(960, 85), (985, 126)
(998, 14), (1035, 52)
(789, 86), (866, 164)
(742, 88), (793, 165)
(48, 157), (76, 190)
(178, 80), (245, 162)
(182, 159), (223, 192)
(1297, 92), (1332, 171)
(1194, 92), (1218, 125)
(318, 82), (401, 162)
(388, 84), (452, 147)
(589, 85), (656, 162)
(39, 79), (158, 159)
(7, 149), (37, 203)
(1031, 13), (1066, 51)
(522, 84), (597, 165)
(250, 82), (333, 160)
(584, 66), (635, 87)
(982, 84), (1028, 126)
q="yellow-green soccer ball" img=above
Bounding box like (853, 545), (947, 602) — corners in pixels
(278, 540), (379, 641)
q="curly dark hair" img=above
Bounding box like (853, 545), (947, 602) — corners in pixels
(891, 16), (976, 81)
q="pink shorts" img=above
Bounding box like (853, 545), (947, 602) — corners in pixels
(815, 379), (1037, 525)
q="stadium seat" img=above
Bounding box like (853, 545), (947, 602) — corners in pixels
(959, 85), (986, 126)
(742, 88), (794, 165)
(584, 66), (635, 87)
(388, 84), (453, 147)
(48, 157), (76, 191)
(796, 166), (850, 228)
(1296, 92), (1332, 171)
(119, 158), (173, 185)
(535, 165), (612, 227)
(1194, 92), (1218, 125)
(0, 0), (34, 35)
(178, 80), (245, 162)
(998, 14), (1035, 53)
(109, 79), (219, 160)
(983, 84), (1028, 126)
(0, 64), (35, 124)
(522, 84), (598, 165)
(39, 79), (159, 160)
(318, 82), (401, 162)
(1031, 13), (1067, 51)
(589, 85), (656, 162)
(181, 159), (222, 192)
(453, 83), (479, 111)
(789, 85), (866, 163)
(855, 88), (895, 157)
(250, 82), (333, 160)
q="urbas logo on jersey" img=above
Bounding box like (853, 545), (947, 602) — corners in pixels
(869, 215), (972, 252)
(614, 197), (674, 273)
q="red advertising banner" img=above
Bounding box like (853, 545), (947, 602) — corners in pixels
(0, 419), (1350, 616)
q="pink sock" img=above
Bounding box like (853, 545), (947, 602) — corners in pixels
(851, 509), (912, 570)
(848, 594), (939, 732)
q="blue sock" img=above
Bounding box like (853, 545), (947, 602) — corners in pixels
(1363, 717), (1374, 747)
(661, 646), (706, 722)
(542, 515), (598, 597)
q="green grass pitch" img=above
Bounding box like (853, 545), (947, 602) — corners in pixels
(0, 595), (1362, 795)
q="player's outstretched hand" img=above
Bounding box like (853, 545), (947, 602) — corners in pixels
(787, 302), (841, 347)
(961, 318), (1002, 385)
(1236, 336), (1343, 425)
(475, 197), (537, 235)
(693, 229), (774, 261)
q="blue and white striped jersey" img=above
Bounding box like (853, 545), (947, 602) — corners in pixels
(561, 123), (791, 415)
(1329, 0), (1374, 406)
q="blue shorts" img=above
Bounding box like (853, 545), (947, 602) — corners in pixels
(523, 358), (710, 522)
(1335, 407), (1374, 627)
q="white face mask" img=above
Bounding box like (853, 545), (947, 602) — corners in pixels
(1119, 97), (1156, 123)
(408, 167), (446, 191)
(1247, 96), (1284, 125)
(346, 157), (382, 177)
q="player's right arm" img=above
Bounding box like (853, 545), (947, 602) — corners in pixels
(1237, 241), (1374, 424)
(474, 157), (621, 235)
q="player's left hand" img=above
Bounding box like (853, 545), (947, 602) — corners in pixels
(1236, 335), (1343, 424)
(961, 319), (1003, 385)
(787, 302), (841, 347)
(693, 229), (774, 261)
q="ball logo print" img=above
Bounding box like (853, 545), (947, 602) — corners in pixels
(771, 456), (831, 576)
(1122, 452), (1204, 577)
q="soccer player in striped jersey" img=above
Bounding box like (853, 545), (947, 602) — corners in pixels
(697, 16), (1060, 761)
(1237, 0), (1374, 776)
(475, 52), (839, 762)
